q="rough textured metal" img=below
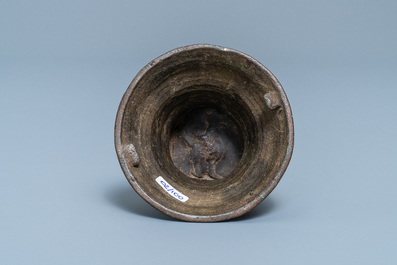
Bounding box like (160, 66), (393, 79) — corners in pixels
(115, 44), (294, 222)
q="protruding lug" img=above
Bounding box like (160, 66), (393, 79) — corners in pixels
(124, 144), (139, 167)
(264, 91), (282, 110)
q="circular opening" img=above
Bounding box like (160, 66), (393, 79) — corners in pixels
(115, 44), (294, 221)
(151, 87), (258, 191)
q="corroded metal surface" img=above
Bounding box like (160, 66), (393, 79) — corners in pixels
(115, 44), (294, 222)
(170, 107), (243, 180)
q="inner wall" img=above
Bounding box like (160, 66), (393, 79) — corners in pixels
(151, 87), (258, 191)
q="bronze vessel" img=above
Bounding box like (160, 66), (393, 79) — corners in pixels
(115, 44), (294, 222)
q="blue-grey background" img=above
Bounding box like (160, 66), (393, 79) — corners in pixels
(1, 1), (396, 264)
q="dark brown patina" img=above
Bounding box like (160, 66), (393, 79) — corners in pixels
(170, 107), (243, 180)
(115, 44), (294, 222)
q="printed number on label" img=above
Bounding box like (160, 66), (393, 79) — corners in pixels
(155, 176), (189, 202)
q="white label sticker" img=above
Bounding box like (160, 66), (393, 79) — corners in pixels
(155, 176), (189, 202)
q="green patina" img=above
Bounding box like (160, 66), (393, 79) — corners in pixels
(286, 148), (291, 156)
